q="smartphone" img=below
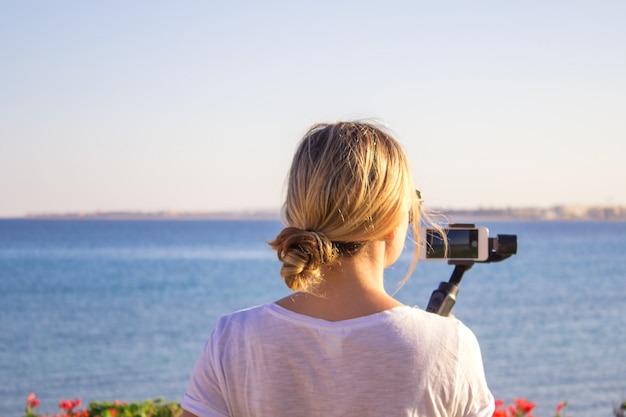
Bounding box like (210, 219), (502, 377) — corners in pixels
(419, 227), (489, 261)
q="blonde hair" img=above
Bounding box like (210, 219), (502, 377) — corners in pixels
(269, 121), (423, 292)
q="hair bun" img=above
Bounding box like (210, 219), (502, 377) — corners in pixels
(268, 227), (337, 292)
(305, 229), (327, 263)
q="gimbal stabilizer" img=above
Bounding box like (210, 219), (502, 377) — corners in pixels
(426, 224), (517, 316)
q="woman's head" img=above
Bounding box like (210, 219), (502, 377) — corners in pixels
(269, 121), (421, 292)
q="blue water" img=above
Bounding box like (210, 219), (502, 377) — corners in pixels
(0, 220), (625, 417)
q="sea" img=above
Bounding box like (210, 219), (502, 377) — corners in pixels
(0, 219), (624, 417)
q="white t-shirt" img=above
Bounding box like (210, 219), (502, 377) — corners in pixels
(182, 303), (494, 417)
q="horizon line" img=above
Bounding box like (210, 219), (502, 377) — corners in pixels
(3, 204), (626, 221)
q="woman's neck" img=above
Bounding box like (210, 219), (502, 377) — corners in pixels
(276, 241), (404, 321)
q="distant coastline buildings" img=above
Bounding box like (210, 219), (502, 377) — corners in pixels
(443, 205), (626, 221)
(15, 205), (626, 221)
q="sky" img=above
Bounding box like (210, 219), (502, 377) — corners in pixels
(1, 1), (625, 217)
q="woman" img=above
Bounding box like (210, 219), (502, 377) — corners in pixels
(182, 121), (494, 417)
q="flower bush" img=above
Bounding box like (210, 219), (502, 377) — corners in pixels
(21, 393), (626, 417)
(494, 398), (626, 417)
(493, 398), (567, 417)
(22, 394), (182, 417)
(24, 393), (86, 417)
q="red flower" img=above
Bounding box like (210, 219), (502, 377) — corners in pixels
(493, 409), (510, 417)
(59, 398), (81, 411)
(555, 401), (568, 416)
(27, 392), (41, 408)
(514, 398), (536, 415)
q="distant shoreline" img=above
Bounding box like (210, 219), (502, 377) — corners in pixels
(13, 210), (283, 221)
(5, 205), (626, 221)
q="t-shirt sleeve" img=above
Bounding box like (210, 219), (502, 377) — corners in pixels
(453, 322), (496, 417)
(181, 332), (230, 417)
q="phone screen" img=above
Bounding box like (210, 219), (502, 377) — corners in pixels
(426, 229), (480, 259)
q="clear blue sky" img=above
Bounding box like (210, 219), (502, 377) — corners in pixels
(1, 1), (624, 217)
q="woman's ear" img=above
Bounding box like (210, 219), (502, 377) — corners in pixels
(384, 229), (395, 243)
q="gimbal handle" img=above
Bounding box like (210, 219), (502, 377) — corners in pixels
(426, 262), (473, 316)
(426, 223), (476, 316)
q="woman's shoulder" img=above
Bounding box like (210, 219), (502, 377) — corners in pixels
(213, 302), (478, 345)
(389, 305), (480, 344)
(214, 303), (274, 327)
